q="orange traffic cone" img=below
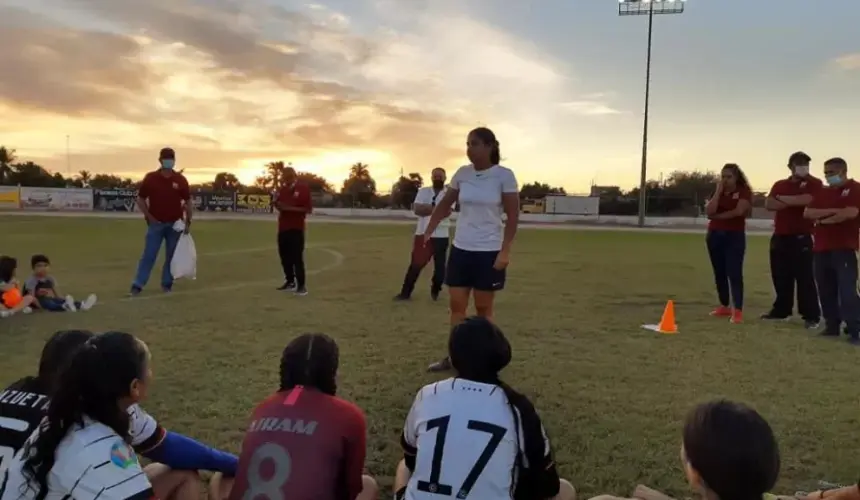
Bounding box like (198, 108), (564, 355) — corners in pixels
(641, 300), (678, 334)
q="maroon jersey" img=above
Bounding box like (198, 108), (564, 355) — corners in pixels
(229, 387), (367, 500)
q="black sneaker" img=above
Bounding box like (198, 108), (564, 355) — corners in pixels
(128, 285), (142, 297)
(430, 289), (440, 301)
(294, 287), (308, 296)
(760, 312), (790, 320)
(427, 357), (452, 373)
(803, 319), (821, 329)
(847, 336), (860, 345)
(393, 294), (410, 301)
(277, 281), (297, 291)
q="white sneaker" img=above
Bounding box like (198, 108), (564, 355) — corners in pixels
(22, 307), (33, 314)
(64, 295), (78, 312)
(0, 309), (10, 318)
(80, 294), (97, 311)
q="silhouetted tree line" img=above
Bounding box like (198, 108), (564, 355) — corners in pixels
(0, 145), (764, 213)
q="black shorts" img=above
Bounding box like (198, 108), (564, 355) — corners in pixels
(445, 245), (506, 292)
(394, 487), (406, 500)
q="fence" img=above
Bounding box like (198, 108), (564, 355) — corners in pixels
(0, 186), (274, 213)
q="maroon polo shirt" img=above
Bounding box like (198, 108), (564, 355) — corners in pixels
(277, 182), (312, 232)
(809, 180), (860, 252)
(138, 170), (190, 223)
(768, 176), (823, 235)
(708, 186), (752, 232)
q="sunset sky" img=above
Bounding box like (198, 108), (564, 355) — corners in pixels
(1, 0), (858, 193)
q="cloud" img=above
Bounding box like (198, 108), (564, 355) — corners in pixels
(831, 53), (860, 71)
(559, 100), (623, 116)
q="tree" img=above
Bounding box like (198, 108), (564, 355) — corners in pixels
(519, 182), (566, 200)
(77, 170), (92, 186)
(296, 172), (334, 194)
(212, 172), (242, 191)
(391, 173), (423, 208)
(89, 174), (131, 189)
(9, 162), (57, 187)
(0, 146), (16, 185)
(340, 162), (377, 207)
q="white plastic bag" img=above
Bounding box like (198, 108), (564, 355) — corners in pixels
(170, 233), (197, 280)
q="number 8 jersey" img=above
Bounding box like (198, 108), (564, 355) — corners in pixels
(400, 378), (558, 500)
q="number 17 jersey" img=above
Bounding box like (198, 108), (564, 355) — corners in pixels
(401, 378), (551, 500)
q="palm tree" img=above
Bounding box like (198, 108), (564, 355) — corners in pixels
(0, 146), (16, 185)
(349, 162), (370, 180)
(77, 170), (92, 186)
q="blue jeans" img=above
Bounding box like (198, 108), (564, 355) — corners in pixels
(814, 250), (860, 336)
(706, 230), (746, 310)
(38, 296), (80, 312)
(132, 222), (181, 290)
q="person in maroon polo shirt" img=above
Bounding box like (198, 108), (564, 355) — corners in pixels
(208, 333), (379, 500)
(804, 157), (860, 344)
(274, 167), (312, 295)
(762, 151), (822, 327)
(130, 147), (191, 296)
(704, 163), (752, 324)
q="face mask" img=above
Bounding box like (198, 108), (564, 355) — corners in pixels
(794, 165), (809, 177)
(161, 159), (175, 170)
(432, 180), (444, 189)
(826, 175), (843, 186)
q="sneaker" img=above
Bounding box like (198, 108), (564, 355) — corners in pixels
(161, 286), (172, 293)
(730, 310), (744, 324)
(294, 287), (308, 296)
(393, 294), (410, 301)
(277, 281), (297, 291)
(710, 306), (732, 317)
(64, 295), (78, 312)
(760, 312), (790, 320)
(80, 294), (97, 311)
(847, 336), (860, 346)
(128, 286), (142, 297)
(22, 307), (33, 314)
(803, 319), (821, 329)
(427, 357), (452, 373)
(0, 309), (11, 318)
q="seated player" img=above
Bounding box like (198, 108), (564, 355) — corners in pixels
(23, 254), (97, 312)
(0, 256), (35, 317)
(0, 330), (237, 500)
(681, 400), (780, 500)
(209, 333), (378, 500)
(394, 317), (576, 500)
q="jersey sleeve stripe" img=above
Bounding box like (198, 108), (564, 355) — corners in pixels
(132, 425), (166, 454)
(104, 471), (146, 491)
(92, 461), (111, 469)
(400, 432), (417, 455)
(70, 465), (94, 495)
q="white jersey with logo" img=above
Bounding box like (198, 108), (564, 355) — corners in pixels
(413, 187), (450, 238)
(401, 378), (549, 500)
(449, 165), (518, 252)
(0, 418), (153, 500)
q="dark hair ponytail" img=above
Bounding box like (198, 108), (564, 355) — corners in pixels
(279, 333), (338, 396)
(37, 330), (95, 390)
(469, 127), (501, 165)
(448, 318), (548, 498)
(22, 332), (149, 500)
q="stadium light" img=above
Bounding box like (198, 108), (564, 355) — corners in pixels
(618, 0), (686, 227)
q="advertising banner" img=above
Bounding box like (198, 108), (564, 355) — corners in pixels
(0, 186), (20, 209)
(93, 188), (138, 212)
(235, 193), (273, 214)
(20, 187), (93, 211)
(192, 191), (235, 211)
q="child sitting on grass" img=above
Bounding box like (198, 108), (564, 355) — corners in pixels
(24, 254), (97, 312)
(0, 256), (36, 318)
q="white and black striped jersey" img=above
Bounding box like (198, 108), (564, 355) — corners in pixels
(0, 377), (165, 475)
(400, 377), (557, 500)
(0, 417), (154, 500)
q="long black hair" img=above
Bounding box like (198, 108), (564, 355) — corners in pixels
(722, 163), (751, 191)
(279, 333), (339, 396)
(35, 330), (95, 391)
(22, 332), (150, 500)
(448, 317), (548, 498)
(0, 255), (17, 282)
(683, 400), (780, 500)
(470, 127), (501, 166)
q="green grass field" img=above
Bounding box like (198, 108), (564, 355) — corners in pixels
(1, 215), (857, 498)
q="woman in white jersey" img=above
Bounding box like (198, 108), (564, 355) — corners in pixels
(423, 127), (520, 372)
(1, 332), (155, 500)
(393, 317), (575, 500)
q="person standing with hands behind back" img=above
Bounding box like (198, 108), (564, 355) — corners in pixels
(275, 167), (312, 296)
(130, 147), (191, 296)
(804, 157), (860, 344)
(421, 127), (519, 373)
(705, 163), (752, 324)
(762, 152), (822, 327)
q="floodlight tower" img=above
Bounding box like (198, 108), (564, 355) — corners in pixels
(618, 0), (686, 227)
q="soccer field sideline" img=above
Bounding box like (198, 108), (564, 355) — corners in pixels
(0, 210), (774, 235)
